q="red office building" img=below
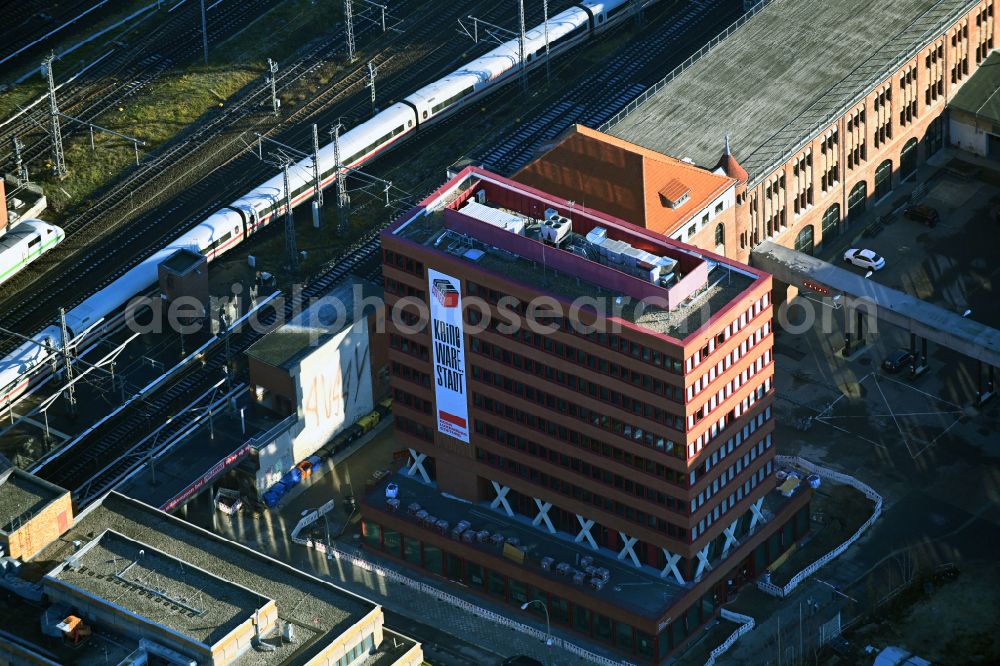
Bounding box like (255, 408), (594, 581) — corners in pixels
(363, 167), (811, 663)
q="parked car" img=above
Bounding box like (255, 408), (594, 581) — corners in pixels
(882, 349), (915, 373)
(843, 248), (886, 271)
(903, 204), (939, 227)
(502, 658), (544, 666)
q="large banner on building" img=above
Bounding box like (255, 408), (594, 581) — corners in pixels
(428, 268), (469, 443)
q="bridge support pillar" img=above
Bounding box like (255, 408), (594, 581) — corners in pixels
(909, 333), (929, 378)
(977, 360), (995, 406)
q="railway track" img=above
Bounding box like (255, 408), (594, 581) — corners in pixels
(20, 0), (752, 500)
(34, 227), (385, 502)
(0, 0), (572, 343)
(475, 0), (736, 174)
(0, 0), (279, 170)
(0, 0), (110, 71)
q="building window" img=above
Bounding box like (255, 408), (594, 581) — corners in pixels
(794, 225), (815, 255)
(899, 137), (918, 181)
(821, 203), (840, 241)
(873, 159), (892, 200)
(714, 223), (725, 248)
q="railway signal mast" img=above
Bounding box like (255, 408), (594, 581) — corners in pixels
(200, 0), (209, 64)
(312, 123), (323, 227)
(268, 59), (280, 116)
(58, 308), (76, 416)
(281, 157), (299, 274)
(42, 55), (67, 178)
(367, 61), (378, 115)
(331, 121), (351, 235)
(344, 0), (356, 63)
(518, 0), (527, 91)
(542, 0), (550, 82)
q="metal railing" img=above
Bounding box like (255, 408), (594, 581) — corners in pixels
(757, 456), (883, 598)
(704, 609), (756, 666)
(598, 0), (776, 132)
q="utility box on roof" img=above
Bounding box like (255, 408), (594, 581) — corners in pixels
(158, 248), (209, 310)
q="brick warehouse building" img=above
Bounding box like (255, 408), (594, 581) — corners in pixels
(363, 167), (811, 663)
(517, 0), (996, 266)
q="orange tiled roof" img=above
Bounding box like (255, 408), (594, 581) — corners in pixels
(514, 125), (735, 236)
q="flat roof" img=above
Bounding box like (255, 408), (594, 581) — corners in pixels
(160, 248), (205, 275)
(29, 492), (378, 666)
(390, 168), (764, 344)
(606, 0), (978, 186)
(247, 276), (380, 370)
(49, 530), (266, 646)
(0, 468), (65, 534)
(365, 472), (799, 620)
(949, 50), (1000, 125)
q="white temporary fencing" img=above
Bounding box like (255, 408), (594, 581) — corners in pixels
(704, 609), (756, 666)
(291, 507), (635, 666)
(757, 456), (883, 598)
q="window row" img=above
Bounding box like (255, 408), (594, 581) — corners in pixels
(475, 406), (690, 486)
(695, 349), (773, 425)
(393, 387), (432, 415)
(395, 414), (434, 442)
(476, 424), (691, 513)
(383, 249), (424, 277)
(470, 372), (685, 454)
(691, 460), (773, 541)
(691, 321), (771, 399)
(471, 337), (684, 407)
(689, 383), (773, 460)
(699, 406), (773, 479)
(391, 360), (431, 388)
(389, 333), (430, 362)
(688, 293), (770, 371)
(475, 445), (691, 538)
(384, 276), (425, 300)
(694, 434), (773, 514)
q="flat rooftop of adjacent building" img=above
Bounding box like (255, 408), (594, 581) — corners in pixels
(364, 472), (800, 620)
(607, 0), (978, 186)
(28, 492), (378, 666)
(949, 50), (1000, 124)
(49, 530), (265, 646)
(389, 168), (764, 344)
(160, 247), (206, 275)
(118, 401), (287, 512)
(247, 276), (380, 370)
(0, 467), (65, 534)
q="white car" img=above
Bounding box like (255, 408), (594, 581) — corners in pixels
(843, 248), (886, 271)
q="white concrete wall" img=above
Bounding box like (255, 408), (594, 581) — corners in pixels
(950, 117), (989, 156)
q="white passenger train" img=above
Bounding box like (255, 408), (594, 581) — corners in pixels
(0, 220), (65, 288)
(0, 0), (636, 409)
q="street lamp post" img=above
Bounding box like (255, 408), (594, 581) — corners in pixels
(520, 600), (552, 665)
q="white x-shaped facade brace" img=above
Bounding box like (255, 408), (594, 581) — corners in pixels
(532, 498), (555, 533)
(660, 548), (685, 584)
(574, 514), (598, 551)
(721, 518), (740, 557)
(617, 531), (641, 568)
(694, 545), (712, 580)
(490, 480), (513, 517)
(748, 498), (766, 531)
(405, 448), (430, 484)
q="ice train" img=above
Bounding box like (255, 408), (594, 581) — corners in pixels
(0, 0), (637, 408)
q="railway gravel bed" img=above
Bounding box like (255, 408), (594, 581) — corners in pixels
(19, 0), (748, 497)
(1, 0), (278, 170)
(0, 0), (562, 343)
